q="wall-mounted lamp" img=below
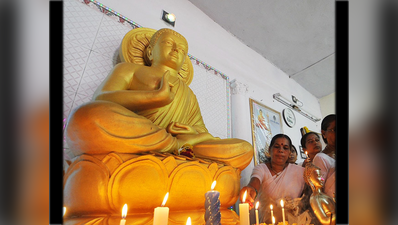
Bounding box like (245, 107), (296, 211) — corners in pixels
(273, 93), (321, 122)
(162, 10), (176, 27)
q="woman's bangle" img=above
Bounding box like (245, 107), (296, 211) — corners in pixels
(247, 185), (258, 199)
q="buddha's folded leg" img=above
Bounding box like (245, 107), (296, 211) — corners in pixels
(193, 138), (253, 171)
(65, 101), (178, 156)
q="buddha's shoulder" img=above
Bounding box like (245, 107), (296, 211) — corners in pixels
(113, 62), (142, 71)
(111, 63), (149, 80)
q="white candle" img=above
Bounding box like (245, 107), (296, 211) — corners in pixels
(270, 204), (274, 222)
(255, 201), (259, 225)
(239, 190), (250, 225)
(186, 217), (191, 225)
(272, 216), (275, 225)
(153, 193), (169, 225)
(280, 199), (286, 225)
(120, 218), (126, 225)
(305, 151), (309, 159)
(120, 204), (127, 225)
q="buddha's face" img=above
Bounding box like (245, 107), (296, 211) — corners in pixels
(310, 168), (324, 188)
(270, 137), (290, 166)
(150, 32), (188, 71)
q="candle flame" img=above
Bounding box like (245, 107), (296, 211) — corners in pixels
(211, 180), (217, 190)
(186, 217), (191, 225)
(280, 199), (284, 207)
(255, 201), (259, 210)
(243, 190), (247, 202)
(305, 151), (309, 157)
(122, 204), (128, 218)
(161, 192), (169, 207)
(272, 216), (275, 224)
(63, 207), (66, 217)
(270, 204), (273, 210)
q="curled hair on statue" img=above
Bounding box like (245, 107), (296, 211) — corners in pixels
(144, 28), (188, 66)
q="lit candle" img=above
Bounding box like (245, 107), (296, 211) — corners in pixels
(153, 193), (169, 225)
(63, 207), (66, 217)
(186, 217), (191, 225)
(305, 151), (309, 159)
(255, 201), (259, 225)
(272, 216), (275, 225)
(280, 200), (285, 225)
(120, 204), (127, 225)
(205, 181), (221, 225)
(270, 204), (274, 221)
(239, 190), (250, 225)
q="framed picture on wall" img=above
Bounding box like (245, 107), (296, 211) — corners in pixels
(250, 99), (283, 165)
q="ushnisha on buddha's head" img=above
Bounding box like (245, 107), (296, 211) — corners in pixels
(144, 28), (189, 71)
(304, 163), (324, 191)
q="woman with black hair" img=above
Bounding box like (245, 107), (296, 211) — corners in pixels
(300, 132), (322, 167)
(239, 134), (306, 223)
(288, 145), (298, 164)
(313, 114), (336, 199)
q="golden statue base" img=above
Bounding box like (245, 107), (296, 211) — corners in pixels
(64, 152), (241, 224)
(64, 209), (239, 224)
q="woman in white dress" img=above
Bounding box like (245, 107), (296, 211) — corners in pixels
(313, 114), (336, 199)
(239, 134), (305, 223)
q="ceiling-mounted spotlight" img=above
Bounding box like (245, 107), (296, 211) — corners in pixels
(162, 10), (176, 27)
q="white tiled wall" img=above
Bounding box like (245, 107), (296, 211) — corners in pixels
(63, 0), (230, 158)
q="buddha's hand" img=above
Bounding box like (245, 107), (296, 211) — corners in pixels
(156, 70), (175, 105)
(166, 122), (198, 135)
(239, 186), (257, 210)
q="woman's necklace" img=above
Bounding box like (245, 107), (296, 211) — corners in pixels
(323, 145), (336, 159)
(270, 163), (286, 177)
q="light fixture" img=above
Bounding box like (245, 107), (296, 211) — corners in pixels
(162, 10), (176, 26)
(273, 93), (321, 122)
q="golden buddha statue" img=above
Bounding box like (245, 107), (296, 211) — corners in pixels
(304, 163), (336, 225)
(63, 28), (253, 224)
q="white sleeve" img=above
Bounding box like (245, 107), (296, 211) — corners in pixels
(250, 164), (267, 184)
(313, 154), (329, 179)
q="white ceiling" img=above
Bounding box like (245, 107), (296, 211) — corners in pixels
(188, 0), (335, 99)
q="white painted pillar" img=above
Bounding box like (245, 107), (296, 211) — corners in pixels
(230, 80), (255, 214)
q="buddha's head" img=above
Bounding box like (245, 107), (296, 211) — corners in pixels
(144, 28), (188, 71)
(304, 163), (324, 191)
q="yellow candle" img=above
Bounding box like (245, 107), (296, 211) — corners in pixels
(239, 190), (250, 225)
(270, 204), (274, 221)
(120, 204), (127, 225)
(280, 200), (285, 225)
(186, 217), (191, 225)
(153, 193), (169, 225)
(255, 201), (259, 225)
(272, 216), (275, 225)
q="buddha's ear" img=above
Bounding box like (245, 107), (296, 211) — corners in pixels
(146, 46), (153, 63)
